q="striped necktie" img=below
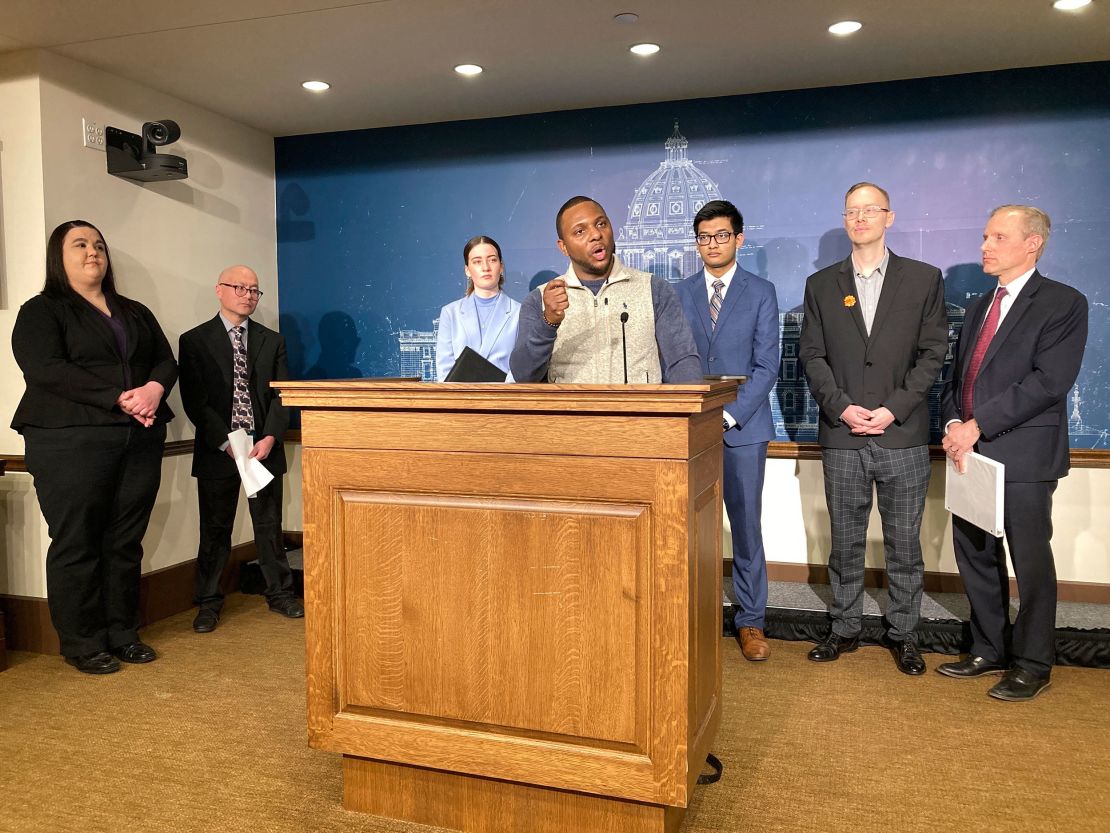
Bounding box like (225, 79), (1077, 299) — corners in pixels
(710, 279), (725, 330)
(230, 326), (255, 433)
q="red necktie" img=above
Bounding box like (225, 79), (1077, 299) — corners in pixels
(961, 286), (1008, 419)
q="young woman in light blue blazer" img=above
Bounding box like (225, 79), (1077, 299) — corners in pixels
(435, 235), (521, 381)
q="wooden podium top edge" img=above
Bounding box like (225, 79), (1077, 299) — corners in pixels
(273, 379), (739, 414)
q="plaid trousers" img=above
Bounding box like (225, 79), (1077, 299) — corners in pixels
(821, 441), (930, 642)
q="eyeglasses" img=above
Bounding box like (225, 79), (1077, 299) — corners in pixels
(219, 283), (263, 299)
(842, 206), (890, 220)
(695, 231), (735, 246)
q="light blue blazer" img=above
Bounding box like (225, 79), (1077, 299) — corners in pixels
(435, 292), (521, 382)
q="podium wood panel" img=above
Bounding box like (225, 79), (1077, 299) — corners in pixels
(280, 381), (732, 831)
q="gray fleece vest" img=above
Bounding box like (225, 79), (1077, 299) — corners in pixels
(544, 258), (662, 383)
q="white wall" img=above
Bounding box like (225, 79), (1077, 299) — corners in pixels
(0, 50), (278, 598)
(757, 458), (1110, 585)
(283, 449), (1110, 585)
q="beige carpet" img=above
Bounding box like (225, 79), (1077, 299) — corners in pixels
(1, 594), (1107, 833)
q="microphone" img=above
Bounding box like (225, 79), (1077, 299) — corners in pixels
(620, 311), (629, 384)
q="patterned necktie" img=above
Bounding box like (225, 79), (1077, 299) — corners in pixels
(230, 326), (255, 433)
(961, 286), (1008, 419)
(710, 279), (725, 330)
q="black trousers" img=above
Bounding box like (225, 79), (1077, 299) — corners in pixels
(194, 474), (292, 611)
(24, 423), (166, 657)
(952, 479), (1058, 677)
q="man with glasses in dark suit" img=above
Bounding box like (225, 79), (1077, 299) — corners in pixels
(799, 183), (947, 675)
(179, 266), (302, 633)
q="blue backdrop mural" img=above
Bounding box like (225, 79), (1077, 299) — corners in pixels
(275, 62), (1109, 448)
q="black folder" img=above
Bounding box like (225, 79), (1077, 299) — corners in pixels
(444, 346), (508, 382)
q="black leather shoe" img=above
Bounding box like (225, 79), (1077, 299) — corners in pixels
(989, 667), (1051, 702)
(193, 609), (220, 633)
(936, 655), (1007, 678)
(112, 641), (157, 663)
(268, 597), (305, 618)
(807, 632), (860, 662)
(65, 651), (121, 674)
(891, 640), (926, 675)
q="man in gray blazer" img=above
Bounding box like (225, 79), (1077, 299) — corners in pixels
(799, 183), (947, 675)
(179, 266), (302, 632)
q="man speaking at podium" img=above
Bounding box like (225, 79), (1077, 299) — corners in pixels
(510, 196), (702, 384)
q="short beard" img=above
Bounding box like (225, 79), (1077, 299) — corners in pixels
(575, 250), (614, 279)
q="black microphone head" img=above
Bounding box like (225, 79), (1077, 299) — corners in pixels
(620, 312), (629, 323)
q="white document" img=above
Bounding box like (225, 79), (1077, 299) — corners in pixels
(945, 451), (1005, 538)
(227, 428), (274, 499)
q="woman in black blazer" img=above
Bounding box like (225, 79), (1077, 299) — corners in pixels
(11, 220), (178, 674)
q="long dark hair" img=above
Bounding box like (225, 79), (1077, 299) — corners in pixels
(463, 235), (504, 297)
(43, 220), (133, 313)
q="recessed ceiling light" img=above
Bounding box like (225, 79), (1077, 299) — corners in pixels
(1053, 0), (1091, 10)
(828, 20), (863, 35)
(630, 43), (660, 56)
(454, 64), (483, 76)
(613, 12), (639, 24)
(302, 80), (330, 92)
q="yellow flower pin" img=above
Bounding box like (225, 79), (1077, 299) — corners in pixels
(843, 295), (857, 308)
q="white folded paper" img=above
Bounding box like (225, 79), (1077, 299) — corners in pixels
(945, 451), (1005, 538)
(227, 428), (275, 499)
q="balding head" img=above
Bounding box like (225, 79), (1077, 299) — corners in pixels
(215, 264), (261, 324)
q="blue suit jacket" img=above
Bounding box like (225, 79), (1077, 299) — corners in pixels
(678, 267), (780, 447)
(436, 292), (521, 381)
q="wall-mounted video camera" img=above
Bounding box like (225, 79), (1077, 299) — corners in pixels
(106, 119), (189, 183)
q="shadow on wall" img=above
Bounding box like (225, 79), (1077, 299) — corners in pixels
(754, 237), (812, 309)
(529, 270), (559, 293)
(814, 228), (851, 271)
(945, 262), (989, 306)
(277, 183), (315, 243)
(304, 311), (362, 380)
(279, 314), (307, 380)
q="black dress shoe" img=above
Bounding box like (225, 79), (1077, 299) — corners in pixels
(193, 609), (220, 633)
(989, 667), (1051, 702)
(112, 641), (157, 664)
(268, 597), (305, 618)
(807, 632), (860, 662)
(65, 651), (121, 675)
(891, 639), (926, 675)
(936, 655), (1007, 679)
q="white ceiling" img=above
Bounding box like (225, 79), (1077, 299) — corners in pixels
(2, 0), (1108, 137)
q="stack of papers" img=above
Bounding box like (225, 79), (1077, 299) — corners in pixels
(227, 428), (274, 498)
(945, 451), (1005, 538)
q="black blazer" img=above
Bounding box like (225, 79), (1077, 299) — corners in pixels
(11, 293), (177, 431)
(799, 251), (947, 449)
(941, 271), (1087, 482)
(178, 315), (289, 479)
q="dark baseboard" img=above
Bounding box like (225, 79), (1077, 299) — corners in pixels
(754, 561), (1109, 605)
(0, 534), (302, 657)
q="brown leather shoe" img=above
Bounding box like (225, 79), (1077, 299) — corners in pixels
(738, 627), (770, 661)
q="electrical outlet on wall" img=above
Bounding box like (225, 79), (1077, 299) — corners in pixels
(82, 118), (105, 151)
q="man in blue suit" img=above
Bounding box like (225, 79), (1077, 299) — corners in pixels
(678, 200), (781, 661)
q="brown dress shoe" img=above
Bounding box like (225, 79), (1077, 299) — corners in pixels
(738, 627), (770, 661)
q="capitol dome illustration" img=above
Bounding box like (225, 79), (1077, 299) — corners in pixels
(617, 123), (723, 282)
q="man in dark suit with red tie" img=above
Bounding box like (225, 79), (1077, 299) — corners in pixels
(940, 205), (1087, 701)
(179, 266), (303, 632)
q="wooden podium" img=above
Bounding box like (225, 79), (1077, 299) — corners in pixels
(274, 380), (736, 833)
